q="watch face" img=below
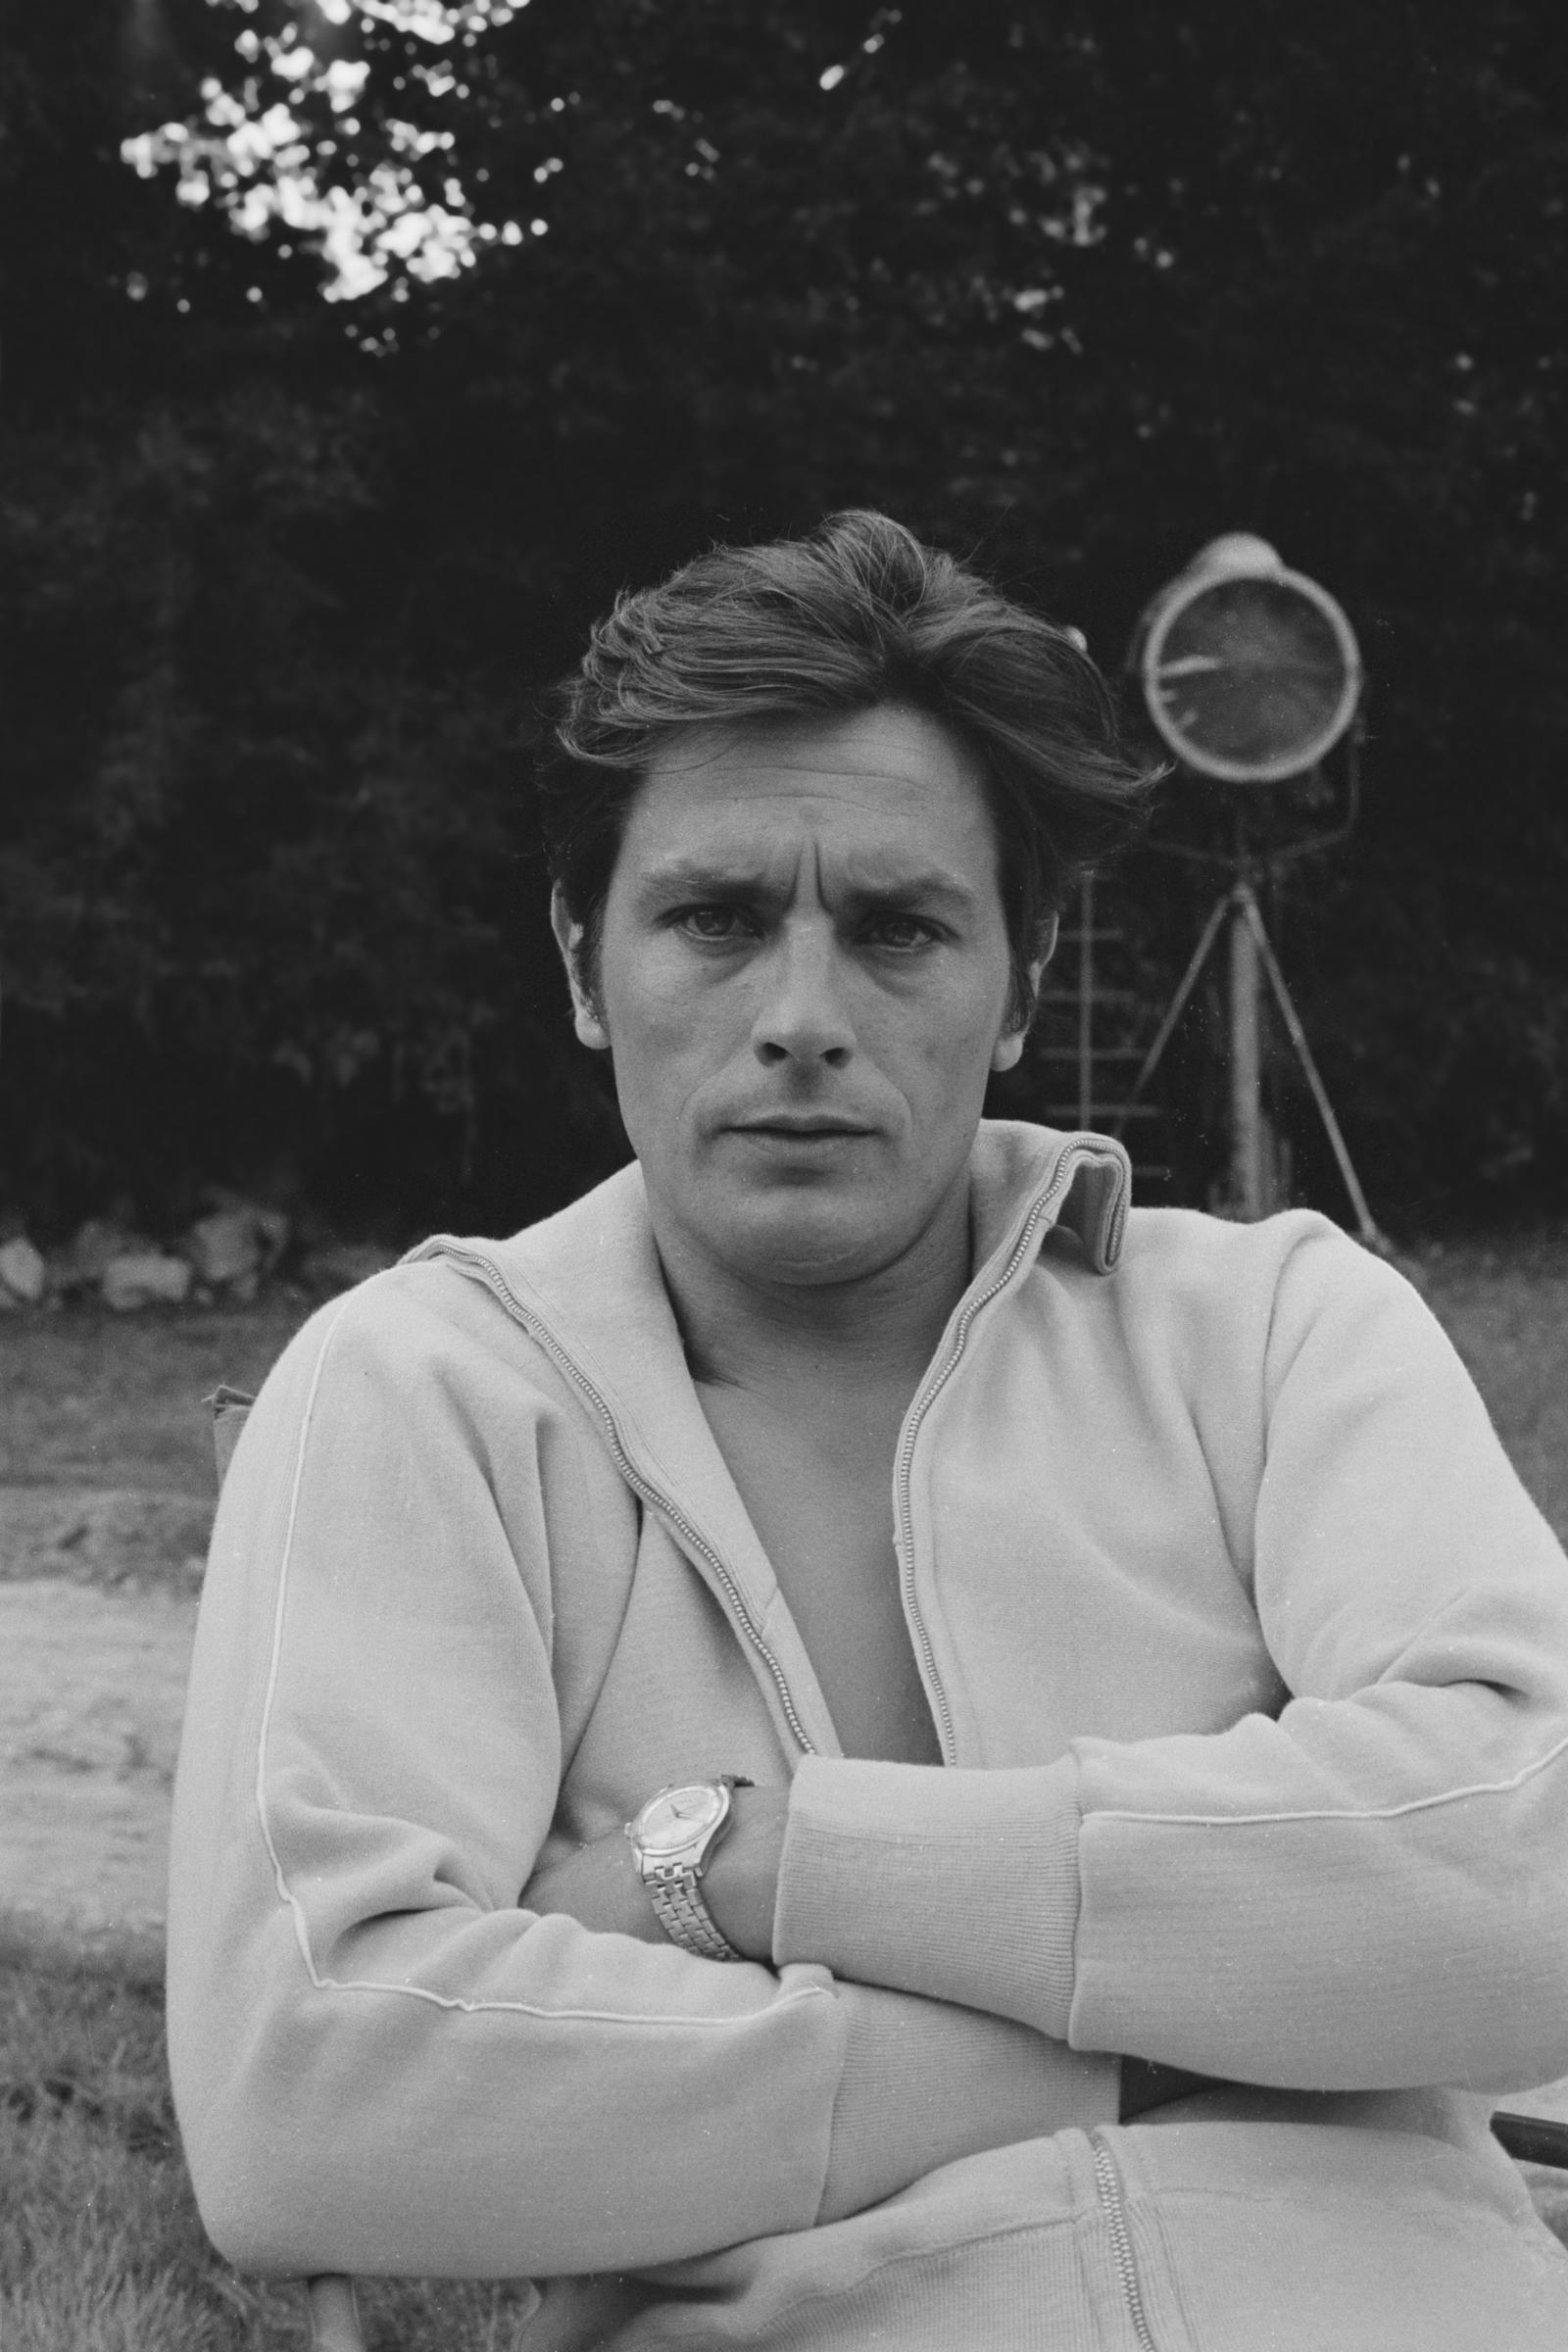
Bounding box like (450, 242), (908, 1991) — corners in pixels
(638, 1784), (727, 1857)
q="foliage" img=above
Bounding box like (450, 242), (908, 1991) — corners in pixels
(2, 0), (1566, 1235)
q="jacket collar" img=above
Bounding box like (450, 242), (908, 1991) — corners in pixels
(412, 1120), (1128, 1526)
(966, 1119), (1128, 1281)
(471, 1118), (1126, 1342)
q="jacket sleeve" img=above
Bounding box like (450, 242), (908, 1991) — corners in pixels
(774, 1220), (1568, 2094)
(166, 1274), (1109, 2281)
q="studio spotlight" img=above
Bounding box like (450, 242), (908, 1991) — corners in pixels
(1117, 537), (1384, 1247)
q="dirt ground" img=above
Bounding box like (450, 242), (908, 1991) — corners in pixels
(0, 1577), (198, 1942)
(0, 1298), (309, 1939)
(2, 1248), (1566, 1998)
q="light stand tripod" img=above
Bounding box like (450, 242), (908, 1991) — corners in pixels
(1109, 786), (1388, 1251)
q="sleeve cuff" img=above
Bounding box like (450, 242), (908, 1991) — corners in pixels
(774, 1756), (1083, 2040)
(817, 1982), (1113, 2225)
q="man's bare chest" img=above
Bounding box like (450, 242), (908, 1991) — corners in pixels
(694, 1382), (943, 1765)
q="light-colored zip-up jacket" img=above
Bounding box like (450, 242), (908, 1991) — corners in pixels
(168, 1123), (1568, 2348)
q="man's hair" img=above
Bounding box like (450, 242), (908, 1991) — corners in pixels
(538, 509), (1157, 1031)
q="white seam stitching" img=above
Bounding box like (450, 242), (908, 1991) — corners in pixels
(255, 1973), (829, 2027)
(254, 1293), (359, 1986)
(1092, 1724), (1568, 1829)
(250, 1291), (832, 2030)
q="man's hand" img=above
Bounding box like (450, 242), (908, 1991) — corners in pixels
(697, 1782), (790, 1960)
(521, 1784), (790, 1963)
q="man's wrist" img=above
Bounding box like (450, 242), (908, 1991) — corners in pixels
(699, 1782), (789, 1961)
(774, 1754), (1081, 2034)
(624, 1778), (755, 1961)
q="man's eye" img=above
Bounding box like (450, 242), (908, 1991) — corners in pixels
(864, 915), (938, 951)
(675, 905), (752, 941)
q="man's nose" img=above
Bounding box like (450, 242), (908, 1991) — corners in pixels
(750, 925), (855, 1067)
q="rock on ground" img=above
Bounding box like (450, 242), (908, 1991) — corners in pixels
(0, 1236), (47, 1304)
(101, 1251), (193, 1311)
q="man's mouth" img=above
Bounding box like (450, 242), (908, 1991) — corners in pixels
(730, 1115), (874, 1139)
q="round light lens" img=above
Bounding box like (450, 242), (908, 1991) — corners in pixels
(1141, 564), (1361, 782)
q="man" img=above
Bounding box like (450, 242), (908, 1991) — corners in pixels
(170, 512), (1568, 2349)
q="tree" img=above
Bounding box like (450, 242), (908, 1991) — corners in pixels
(3, 0), (1565, 1234)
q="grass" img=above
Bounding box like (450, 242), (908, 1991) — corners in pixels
(0, 1299), (312, 1495)
(1, 1227), (1566, 2338)
(0, 1932), (543, 2349)
(1410, 1233), (1568, 1544)
(0, 1298), (315, 1592)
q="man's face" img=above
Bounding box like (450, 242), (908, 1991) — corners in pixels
(554, 705), (1042, 1294)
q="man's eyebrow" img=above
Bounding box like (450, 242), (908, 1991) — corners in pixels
(839, 873), (979, 915)
(632, 858), (771, 899)
(632, 858), (980, 911)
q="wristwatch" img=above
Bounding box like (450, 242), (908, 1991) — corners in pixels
(624, 1776), (753, 1960)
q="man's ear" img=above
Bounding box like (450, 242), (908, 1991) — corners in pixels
(990, 911), (1058, 1073)
(550, 885), (611, 1052)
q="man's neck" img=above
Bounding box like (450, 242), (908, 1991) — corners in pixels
(652, 1190), (974, 1403)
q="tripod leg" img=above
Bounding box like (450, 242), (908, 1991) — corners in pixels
(1230, 887), (1269, 1219)
(1110, 891), (1232, 1140)
(1240, 895), (1387, 1251)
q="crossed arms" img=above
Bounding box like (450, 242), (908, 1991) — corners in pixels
(168, 1235), (1568, 2279)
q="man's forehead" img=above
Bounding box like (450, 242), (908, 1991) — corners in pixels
(641, 706), (982, 793)
(622, 708), (999, 873)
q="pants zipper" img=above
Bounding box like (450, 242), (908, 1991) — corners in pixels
(1090, 2130), (1161, 2352)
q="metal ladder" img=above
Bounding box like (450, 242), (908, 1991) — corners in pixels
(1033, 875), (1170, 1189)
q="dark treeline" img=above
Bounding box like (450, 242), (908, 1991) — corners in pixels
(3, 0), (1565, 1242)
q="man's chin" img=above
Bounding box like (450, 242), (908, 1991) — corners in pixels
(705, 1193), (906, 1290)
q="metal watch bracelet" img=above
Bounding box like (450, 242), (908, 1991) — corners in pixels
(645, 1868), (743, 1962)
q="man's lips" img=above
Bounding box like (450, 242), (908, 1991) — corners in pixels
(728, 1115), (876, 1139)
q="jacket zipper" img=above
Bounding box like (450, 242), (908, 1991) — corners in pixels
(423, 1139), (1125, 1771)
(418, 1243), (821, 1755)
(893, 1141), (1126, 1765)
(1089, 2130), (1161, 2352)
